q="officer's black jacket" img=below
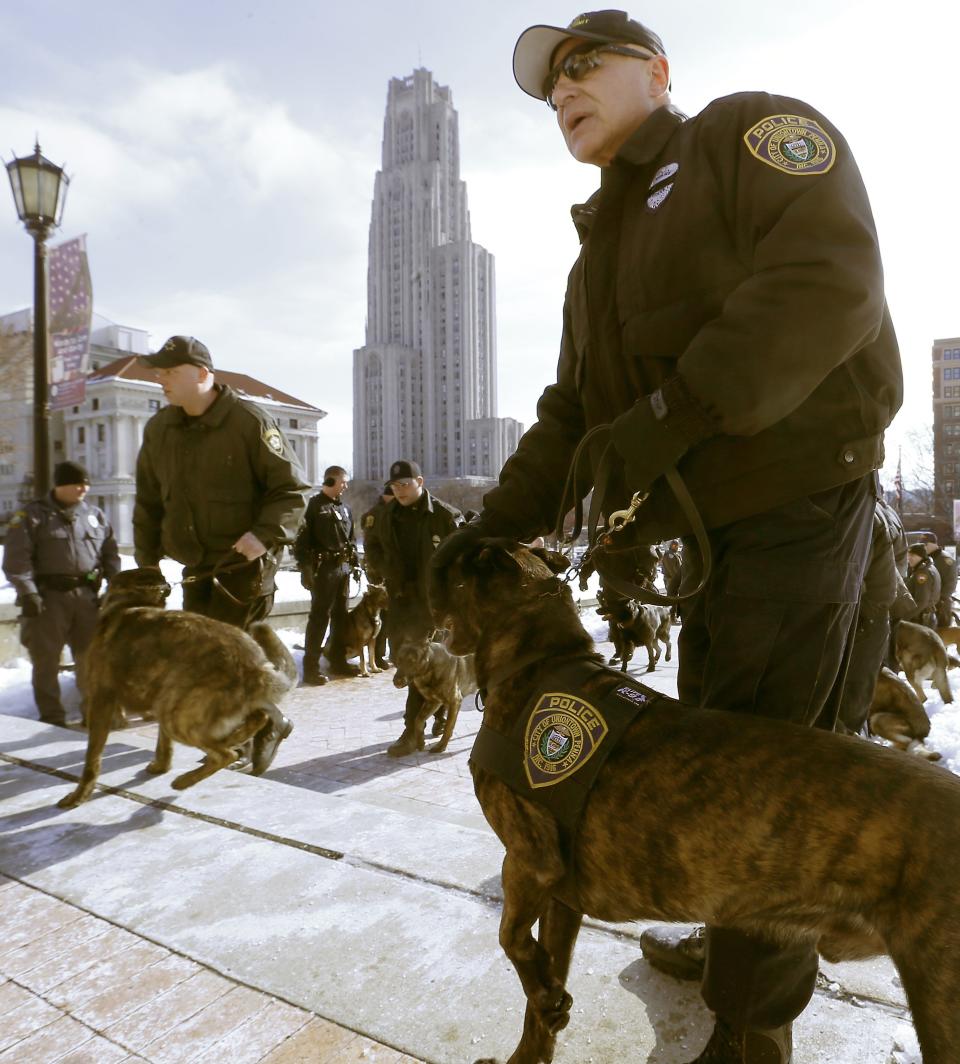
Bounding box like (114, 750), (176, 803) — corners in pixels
(906, 557), (941, 615)
(294, 493), (355, 569)
(133, 384), (308, 567)
(363, 490), (462, 599)
(3, 495), (121, 598)
(929, 548), (958, 602)
(482, 92), (903, 541)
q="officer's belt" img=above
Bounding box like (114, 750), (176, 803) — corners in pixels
(470, 657), (663, 907)
(36, 572), (99, 592)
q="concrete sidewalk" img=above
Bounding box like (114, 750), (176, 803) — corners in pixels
(0, 633), (918, 1063)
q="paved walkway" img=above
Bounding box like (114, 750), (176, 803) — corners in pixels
(0, 619), (919, 1063)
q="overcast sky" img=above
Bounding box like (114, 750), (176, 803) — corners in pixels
(1, 0), (957, 486)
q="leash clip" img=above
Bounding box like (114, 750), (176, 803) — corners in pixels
(607, 490), (648, 533)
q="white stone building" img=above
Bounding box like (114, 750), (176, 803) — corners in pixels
(0, 311), (325, 546)
(353, 68), (523, 481)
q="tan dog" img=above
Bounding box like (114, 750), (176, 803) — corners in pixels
(430, 539), (960, 1064)
(868, 667), (940, 761)
(58, 568), (296, 808)
(389, 639), (477, 755)
(341, 584), (389, 677)
(896, 620), (953, 705)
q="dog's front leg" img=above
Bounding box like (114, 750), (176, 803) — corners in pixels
(492, 855), (577, 1064)
(365, 638), (380, 674)
(147, 728), (173, 775)
(430, 696), (460, 754)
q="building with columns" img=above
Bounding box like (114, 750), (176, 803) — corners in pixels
(0, 311), (325, 546)
(353, 68), (522, 481)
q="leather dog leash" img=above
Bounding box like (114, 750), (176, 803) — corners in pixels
(555, 424), (712, 607)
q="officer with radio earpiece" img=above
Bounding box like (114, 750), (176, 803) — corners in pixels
(294, 465), (360, 685)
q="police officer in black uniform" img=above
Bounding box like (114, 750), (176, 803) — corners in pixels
(659, 538), (682, 620)
(364, 460), (463, 755)
(3, 461), (120, 725)
(134, 335), (308, 773)
(922, 533), (957, 628)
(433, 11), (903, 1063)
(905, 543), (940, 628)
(294, 465), (361, 685)
(360, 482), (396, 669)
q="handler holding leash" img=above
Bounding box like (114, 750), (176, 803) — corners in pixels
(433, 10), (902, 1063)
(134, 335), (308, 773)
(3, 461), (120, 727)
(294, 465), (361, 685)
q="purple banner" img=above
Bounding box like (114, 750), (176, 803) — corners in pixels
(48, 235), (93, 410)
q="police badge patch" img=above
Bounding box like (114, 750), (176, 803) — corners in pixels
(524, 691), (609, 789)
(262, 426), (284, 454)
(743, 114), (836, 175)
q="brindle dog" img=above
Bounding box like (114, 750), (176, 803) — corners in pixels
(58, 567), (297, 808)
(340, 583), (390, 677)
(390, 639), (477, 754)
(430, 539), (960, 1064)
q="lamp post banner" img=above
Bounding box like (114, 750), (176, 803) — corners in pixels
(48, 235), (93, 410)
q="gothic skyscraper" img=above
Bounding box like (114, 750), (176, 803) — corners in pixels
(353, 69), (522, 481)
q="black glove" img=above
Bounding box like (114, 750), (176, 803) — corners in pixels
(609, 376), (715, 496)
(20, 593), (44, 618)
(430, 522), (489, 577)
(299, 564), (315, 591)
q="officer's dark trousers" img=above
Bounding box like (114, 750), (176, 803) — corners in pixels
(678, 475), (874, 1031)
(388, 592), (434, 731)
(304, 566), (350, 668)
(20, 588), (99, 723)
(837, 611), (890, 735)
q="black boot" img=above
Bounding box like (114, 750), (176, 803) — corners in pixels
(301, 660), (328, 686)
(640, 924), (705, 981)
(686, 1019), (792, 1064)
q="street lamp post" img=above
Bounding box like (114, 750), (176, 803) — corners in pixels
(6, 142), (70, 498)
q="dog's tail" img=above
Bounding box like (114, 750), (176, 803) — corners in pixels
(248, 623), (298, 693)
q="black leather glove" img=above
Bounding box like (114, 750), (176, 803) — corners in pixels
(609, 376), (715, 496)
(20, 593), (44, 618)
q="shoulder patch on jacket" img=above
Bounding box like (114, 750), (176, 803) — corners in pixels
(364, 514), (375, 529)
(8, 510), (25, 527)
(262, 425), (284, 454)
(743, 114), (836, 176)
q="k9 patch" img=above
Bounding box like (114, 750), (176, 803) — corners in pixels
(743, 114), (836, 175)
(524, 691), (609, 789)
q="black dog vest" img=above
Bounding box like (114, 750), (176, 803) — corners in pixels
(470, 658), (664, 834)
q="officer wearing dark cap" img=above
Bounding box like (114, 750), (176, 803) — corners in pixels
(294, 465), (361, 685)
(3, 461), (120, 726)
(431, 11), (903, 1063)
(364, 460), (463, 754)
(133, 335), (309, 772)
(359, 482), (396, 669)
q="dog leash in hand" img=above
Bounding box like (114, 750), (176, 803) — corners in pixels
(554, 425), (712, 608)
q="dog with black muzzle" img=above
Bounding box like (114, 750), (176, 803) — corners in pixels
(430, 538), (960, 1064)
(58, 567), (296, 808)
(389, 638), (477, 755)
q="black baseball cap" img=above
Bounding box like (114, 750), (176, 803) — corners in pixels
(140, 335), (214, 371)
(388, 459), (422, 482)
(513, 9), (666, 101)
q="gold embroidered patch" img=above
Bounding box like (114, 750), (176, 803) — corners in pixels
(743, 114), (836, 176)
(524, 691), (609, 789)
(262, 426), (284, 454)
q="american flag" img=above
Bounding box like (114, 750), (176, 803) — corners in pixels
(894, 447), (904, 515)
(48, 235), (93, 410)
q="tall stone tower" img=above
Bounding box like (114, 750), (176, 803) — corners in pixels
(353, 69), (522, 481)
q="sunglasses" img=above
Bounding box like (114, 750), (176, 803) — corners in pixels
(543, 42), (655, 110)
